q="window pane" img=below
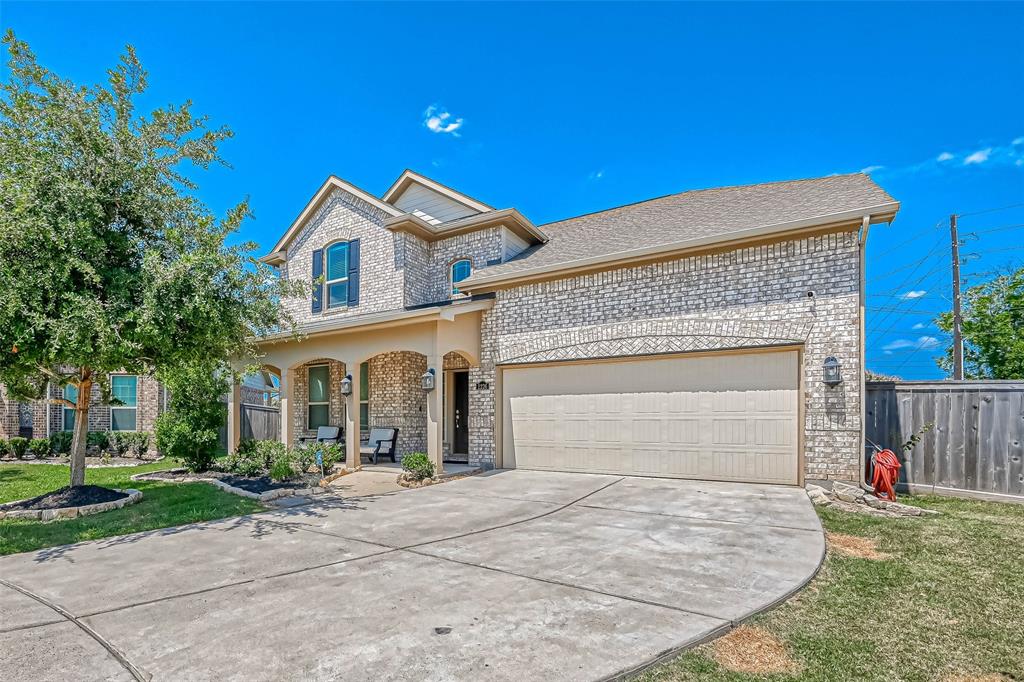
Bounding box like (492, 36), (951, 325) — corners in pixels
(328, 281), (349, 308)
(308, 366), (329, 402)
(308, 404), (330, 430)
(64, 408), (75, 431)
(359, 362), (369, 401)
(112, 376), (137, 407)
(359, 403), (369, 432)
(452, 260), (471, 294)
(326, 242), (349, 281)
(111, 408), (136, 431)
(64, 384), (78, 403)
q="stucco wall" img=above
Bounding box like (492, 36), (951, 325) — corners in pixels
(469, 231), (863, 481)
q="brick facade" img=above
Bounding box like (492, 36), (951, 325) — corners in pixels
(469, 232), (863, 481)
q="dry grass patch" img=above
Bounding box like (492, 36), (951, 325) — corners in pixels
(827, 532), (890, 560)
(941, 674), (1014, 682)
(710, 626), (800, 675)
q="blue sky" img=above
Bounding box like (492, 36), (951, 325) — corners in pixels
(3, 2), (1022, 379)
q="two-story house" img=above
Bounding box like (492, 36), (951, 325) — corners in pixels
(239, 170), (899, 485)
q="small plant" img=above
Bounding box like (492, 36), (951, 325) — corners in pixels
(28, 438), (51, 459)
(900, 422), (935, 452)
(109, 431), (131, 456)
(269, 453), (294, 482)
(224, 440), (287, 477)
(101, 452), (112, 464)
(294, 442), (345, 473)
(155, 413), (218, 472)
(401, 452), (434, 481)
(87, 431), (110, 450)
(8, 436), (29, 459)
(133, 432), (151, 456)
(0, 438), (8, 458)
(49, 430), (73, 455)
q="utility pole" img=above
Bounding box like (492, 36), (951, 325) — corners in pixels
(950, 213), (964, 380)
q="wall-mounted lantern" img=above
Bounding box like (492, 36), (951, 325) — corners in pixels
(823, 356), (842, 386)
(421, 368), (436, 392)
(340, 374), (353, 396)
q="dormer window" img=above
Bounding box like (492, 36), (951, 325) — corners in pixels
(325, 242), (350, 309)
(451, 259), (472, 297)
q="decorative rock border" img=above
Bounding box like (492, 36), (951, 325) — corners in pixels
(131, 470), (331, 503)
(0, 489), (143, 522)
(397, 467), (481, 489)
(807, 482), (940, 517)
(1, 456), (165, 468)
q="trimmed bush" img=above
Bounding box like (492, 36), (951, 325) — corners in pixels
(8, 436), (29, 459)
(86, 431), (110, 450)
(401, 452), (434, 481)
(28, 438), (51, 458)
(269, 453), (294, 482)
(49, 430), (73, 455)
(224, 440), (287, 477)
(109, 431), (131, 456)
(294, 442), (344, 473)
(155, 413), (218, 472)
(0, 438), (8, 458)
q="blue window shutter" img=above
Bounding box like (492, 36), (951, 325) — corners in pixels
(311, 248), (323, 313)
(347, 239), (360, 306)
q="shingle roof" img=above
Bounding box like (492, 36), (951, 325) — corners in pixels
(474, 173), (897, 281)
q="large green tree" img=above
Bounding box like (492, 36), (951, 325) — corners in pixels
(0, 32), (301, 486)
(936, 266), (1024, 379)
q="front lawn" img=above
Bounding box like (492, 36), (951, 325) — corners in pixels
(637, 496), (1024, 682)
(0, 460), (262, 556)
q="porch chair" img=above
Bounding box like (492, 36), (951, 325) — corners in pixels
(298, 426), (343, 445)
(360, 427), (399, 464)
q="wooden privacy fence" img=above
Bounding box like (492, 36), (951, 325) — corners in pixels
(217, 403), (281, 451)
(865, 381), (1024, 499)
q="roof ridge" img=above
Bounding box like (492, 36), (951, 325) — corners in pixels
(539, 172), (875, 230)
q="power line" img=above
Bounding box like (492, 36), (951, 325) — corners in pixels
(958, 202), (1024, 218)
(871, 220), (945, 259)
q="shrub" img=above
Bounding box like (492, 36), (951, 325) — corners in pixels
(269, 453), (294, 482)
(130, 431), (151, 456)
(109, 431), (132, 456)
(294, 442), (344, 473)
(8, 436), (29, 459)
(28, 438), (51, 458)
(401, 452), (434, 481)
(87, 431), (110, 450)
(49, 430), (73, 455)
(224, 440), (287, 477)
(0, 438), (8, 458)
(155, 413), (219, 472)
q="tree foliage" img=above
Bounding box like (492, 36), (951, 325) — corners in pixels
(154, 360), (228, 473)
(936, 266), (1024, 379)
(0, 32), (302, 485)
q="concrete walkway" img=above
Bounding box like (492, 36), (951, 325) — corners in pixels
(0, 470), (824, 681)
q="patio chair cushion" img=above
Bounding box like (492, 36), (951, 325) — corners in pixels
(315, 426), (341, 442)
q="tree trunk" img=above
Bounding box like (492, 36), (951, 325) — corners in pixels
(69, 370), (92, 487)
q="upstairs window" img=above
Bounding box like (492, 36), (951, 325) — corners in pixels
(110, 375), (138, 431)
(325, 242), (349, 309)
(451, 259), (472, 296)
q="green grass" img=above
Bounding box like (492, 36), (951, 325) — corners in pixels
(636, 496), (1024, 682)
(0, 459), (262, 556)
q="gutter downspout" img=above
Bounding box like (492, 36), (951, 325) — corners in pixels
(858, 215), (871, 487)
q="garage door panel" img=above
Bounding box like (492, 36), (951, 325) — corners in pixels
(503, 351), (799, 485)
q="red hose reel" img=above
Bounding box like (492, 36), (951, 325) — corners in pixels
(870, 448), (902, 501)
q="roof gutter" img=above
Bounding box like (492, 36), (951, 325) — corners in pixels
(461, 201), (900, 292)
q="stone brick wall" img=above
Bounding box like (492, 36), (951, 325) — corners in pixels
(367, 351), (427, 459)
(0, 385), (20, 439)
(405, 228), (504, 307)
(289, 360), (346, 445)
(280, 188), (404, 326)
(470, 231), (863, 481)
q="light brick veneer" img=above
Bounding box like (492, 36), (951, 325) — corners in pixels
(368, 351), (427, 458)
(290, 360), (346, 444)
(470, 231), (864, 481)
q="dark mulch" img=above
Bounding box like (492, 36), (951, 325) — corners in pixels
(0, 485), (128, 511)
(143, 469), (308, 494)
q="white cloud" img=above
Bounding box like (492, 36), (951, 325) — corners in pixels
(882, 335), (941, 352)
(1013, 137), (1024, 145)
(917, 335), (940, 349)
(861, 165), (885, 174)
(900, 290), (927, 300)
(423, 105), (464, 136)
(937, 152), (955, 162)
(912, 322), (927, 330)
(883, 339), (916, 351)
(964, 148), (992, 165)
(588, 169), (605, 181)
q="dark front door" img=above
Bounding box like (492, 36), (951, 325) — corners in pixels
(453, 371), (470, 456)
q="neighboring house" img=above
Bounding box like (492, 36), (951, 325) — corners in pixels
(237, 170), (899, 484)
(0, 375), (165, 443)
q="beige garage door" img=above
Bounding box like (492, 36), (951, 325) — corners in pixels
(501, 350), (800, 485)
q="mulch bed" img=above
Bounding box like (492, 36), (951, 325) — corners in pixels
(142, 469), (308, 494)
(0, 485), (128, 511)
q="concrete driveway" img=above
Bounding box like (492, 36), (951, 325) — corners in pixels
(0, 470), (824, 681)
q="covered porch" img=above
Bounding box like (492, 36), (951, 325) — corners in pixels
(227, 301), (488, 474)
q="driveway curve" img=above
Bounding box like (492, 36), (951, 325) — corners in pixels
(0, 470), (824, 681)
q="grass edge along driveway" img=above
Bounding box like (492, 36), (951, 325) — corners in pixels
(0, 460), (262, 556)
(636, 495), (1024, 682)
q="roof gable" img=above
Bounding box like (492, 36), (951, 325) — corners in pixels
(382, 170), (493, 216)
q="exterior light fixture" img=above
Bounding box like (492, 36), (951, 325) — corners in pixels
(823, 356), (842, 386)
(421, 368), (436, 392)
(340, 374), (353, 396)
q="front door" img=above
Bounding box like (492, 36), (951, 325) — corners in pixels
(453, 371), (470, 456)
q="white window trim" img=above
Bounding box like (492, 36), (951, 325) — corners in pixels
(110, 374), (139, 432)
(307, 364), (330, 429)
(450, 258), (472, 297)
(325, 241), (349, 309)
